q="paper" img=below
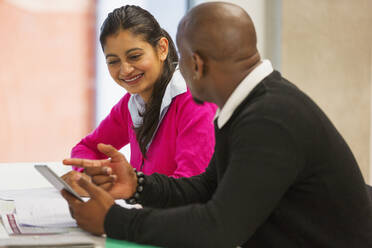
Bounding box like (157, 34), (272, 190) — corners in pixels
(0, 188), (141, 229)
(0, 219), (9, 239)
(0, 199), (15, 215)
(15, 190), (76, 227)
(0, 187), (64, 200)
(2, 214), (67, 235)
(0, 187), (76, 228)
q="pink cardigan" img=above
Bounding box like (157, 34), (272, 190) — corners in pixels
(71, 91), (216, 178)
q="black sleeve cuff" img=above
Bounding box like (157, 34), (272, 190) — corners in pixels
(104, 204), (133, 240)
(140, 175), (157, 206)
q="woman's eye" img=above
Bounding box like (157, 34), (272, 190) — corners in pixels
(129, 54), (141, 60)
(107, 60), (119, 65)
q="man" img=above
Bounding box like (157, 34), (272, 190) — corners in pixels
(62, 2), (372, 247)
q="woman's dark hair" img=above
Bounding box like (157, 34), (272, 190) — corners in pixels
(100, 5), (178, 157)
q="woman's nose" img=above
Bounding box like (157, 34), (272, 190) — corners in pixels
(120, 62), (134, 76)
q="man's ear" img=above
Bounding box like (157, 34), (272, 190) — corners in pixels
(157, 37), (169, 62)
(192, 52), (204, 80)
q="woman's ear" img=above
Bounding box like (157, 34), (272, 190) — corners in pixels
(157, 37), (169, 62)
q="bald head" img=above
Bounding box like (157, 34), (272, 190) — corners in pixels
(176, 2), (261, 107)
(177, 2), (258, 62)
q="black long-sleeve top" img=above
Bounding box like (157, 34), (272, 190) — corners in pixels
(104, 71), (372, 247)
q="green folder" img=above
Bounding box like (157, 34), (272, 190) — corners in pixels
(105, 238), (160, 248)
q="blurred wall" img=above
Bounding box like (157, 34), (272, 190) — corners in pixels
(0, 0), (95, 162)
(282, 0), (372, 182)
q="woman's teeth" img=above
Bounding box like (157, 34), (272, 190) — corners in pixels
(124, 74), (142, 82)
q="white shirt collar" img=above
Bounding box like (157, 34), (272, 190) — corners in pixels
(128, 68), (187, 128)
(215, 60), (274, 129)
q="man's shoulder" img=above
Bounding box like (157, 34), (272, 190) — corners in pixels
(227, 75), (310, 128)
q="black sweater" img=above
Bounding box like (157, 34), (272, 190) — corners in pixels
(104, 71), (372, 247)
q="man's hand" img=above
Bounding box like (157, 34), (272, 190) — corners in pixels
(63, 144), (137, 199)
(61, 174), (115, 236)
(61, 171), (92, 197)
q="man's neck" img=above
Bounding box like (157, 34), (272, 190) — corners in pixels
(217, 54), (261, 108)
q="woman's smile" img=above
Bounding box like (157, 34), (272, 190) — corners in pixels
(121, 73), (144, 85)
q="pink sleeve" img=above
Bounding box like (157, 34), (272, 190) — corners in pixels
(70, 94), (131, 171)
(172, 95), (217, 178)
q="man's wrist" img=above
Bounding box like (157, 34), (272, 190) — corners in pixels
(127, 168), (145, 204)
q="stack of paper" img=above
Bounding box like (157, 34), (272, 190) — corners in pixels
(0, 187), (96, 247)
(0, 187), (75, 235)
(0, 219), (9, 239)
(0, 199), (14, 215)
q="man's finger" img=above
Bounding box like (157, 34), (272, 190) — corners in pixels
(97, 143), (128, 163)
(99, 182), (113, 191)
(92, 174), (116, 185)
(77, 176), (104, 200)
(68, 206), (75, 219)
(63, 158), (107, 168)
(85, 166), (112, 177)
(61, 173), (69, 181)
(61, 189), (81, 206)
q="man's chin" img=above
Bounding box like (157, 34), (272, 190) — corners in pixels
(193, 97), (204, 105)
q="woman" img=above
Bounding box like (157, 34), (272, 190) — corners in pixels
(70, 5), (216, 178)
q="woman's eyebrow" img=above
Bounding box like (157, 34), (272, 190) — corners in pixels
(125, 48), (143, 55)
(105, 48), (143, 59)
(105, 54), (117, 59)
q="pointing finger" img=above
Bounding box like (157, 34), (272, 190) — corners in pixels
(63, 158), (108, 168)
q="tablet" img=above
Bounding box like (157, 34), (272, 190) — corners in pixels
(35, 165), (84, 202)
